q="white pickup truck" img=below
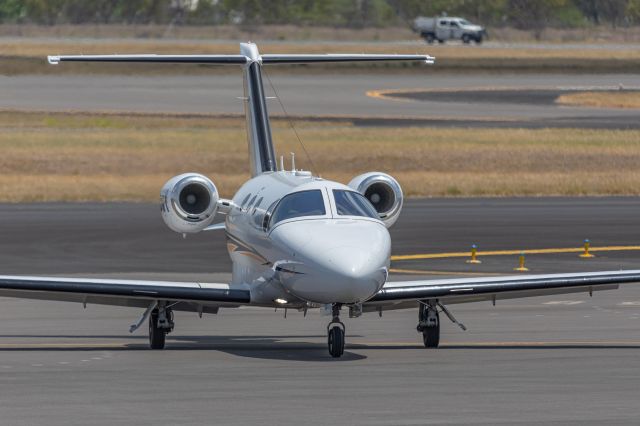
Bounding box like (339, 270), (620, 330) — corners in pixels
(413, 16), (486, 44)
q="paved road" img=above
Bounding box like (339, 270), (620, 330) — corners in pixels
(2, 73), (639, 128)
(1, 199), (640, 424)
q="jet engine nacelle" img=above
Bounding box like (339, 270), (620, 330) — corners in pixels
(348, 172), (403, 228)
(160, 173), (219, 234)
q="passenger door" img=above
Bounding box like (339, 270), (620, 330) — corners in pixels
(450, 21), (463, 39)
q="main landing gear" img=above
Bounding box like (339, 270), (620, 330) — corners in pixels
(417, 300), (466, 348)
(417, 301), (440, 348)
(149, 305), (174, 350)
(327, 304), (345, 358)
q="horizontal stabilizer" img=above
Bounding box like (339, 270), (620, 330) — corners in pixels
(261, 53), (434, 64)
(48, 54), (248, 65)
(47, 53), (434, 66)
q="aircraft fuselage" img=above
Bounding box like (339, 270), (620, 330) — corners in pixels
(226, 171), (391, 306)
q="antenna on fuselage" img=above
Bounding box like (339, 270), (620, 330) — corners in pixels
(290, 152), (296, 172)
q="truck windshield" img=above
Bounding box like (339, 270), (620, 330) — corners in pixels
(459, 19), (470, 25)
(333, 190), (378, 219)
(270, 190), (326, 225)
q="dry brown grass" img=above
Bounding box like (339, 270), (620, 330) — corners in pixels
(556, 91), (640, 109)
(1, 111), (640, 202)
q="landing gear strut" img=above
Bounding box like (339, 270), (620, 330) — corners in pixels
(417, 301), (440, 348)
(149, 304), (174, 350)
(327, 304), (345, 358)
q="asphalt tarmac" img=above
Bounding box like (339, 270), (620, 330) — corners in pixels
(1, 199), (640, 425)
(2, 73), (639, 128)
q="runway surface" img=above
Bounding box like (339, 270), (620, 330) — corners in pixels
(1, 198), (640, 424)
(2, 73), (639, 128)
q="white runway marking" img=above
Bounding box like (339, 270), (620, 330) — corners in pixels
(619, 301), (640, 306)
(543, 301), (584, 305)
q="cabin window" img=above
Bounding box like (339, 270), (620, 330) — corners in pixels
(246, 195), (258, 210)
(332, 190), (378, 219)
(270, 190), (326, 226)
(253, 197), (264, 212)
(240, 194), (251, 209)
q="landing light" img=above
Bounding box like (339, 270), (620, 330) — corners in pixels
(274, 298), (288, 305)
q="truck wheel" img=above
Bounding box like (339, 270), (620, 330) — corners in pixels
(437, 39), (445, 44)
(423, 33), (435, 44)
(462, 34), (471, 44)
(475, 35), (483, 44)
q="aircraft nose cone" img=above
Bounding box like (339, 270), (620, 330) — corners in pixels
(322, 245), (387, 301)
(271, 219), (391, 304)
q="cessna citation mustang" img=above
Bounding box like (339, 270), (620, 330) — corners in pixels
(1, 43), (639, 358)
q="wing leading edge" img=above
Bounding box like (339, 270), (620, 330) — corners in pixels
(0, 275), (250, 310)
(367, 270), (640, 309)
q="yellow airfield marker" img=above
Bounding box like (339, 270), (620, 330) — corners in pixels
(514, 252), (529, 272)
(391, 245), (640, 261)
(580, 239), (595, 258)
(466, 244), (482, 264)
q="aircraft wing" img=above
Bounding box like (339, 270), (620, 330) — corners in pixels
(0, 275), (250, 312)
(365, 270), (640, 310)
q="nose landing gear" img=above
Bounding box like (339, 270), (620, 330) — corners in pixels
(327, 304), (345, 358)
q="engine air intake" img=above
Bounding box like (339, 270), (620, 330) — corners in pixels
(348, 172), (403, 228)
(161, 173), (219, 233)
(179, 183), (211, 215)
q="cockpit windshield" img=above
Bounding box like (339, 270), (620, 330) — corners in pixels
(333, 190), (379, 219)
(270, 190), (326, 226)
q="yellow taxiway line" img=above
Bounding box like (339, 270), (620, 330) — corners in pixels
(391, 245), (640, 261)
(389, 268), (504, 276)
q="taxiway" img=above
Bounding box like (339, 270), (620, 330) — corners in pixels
(1, 199), (639, 424)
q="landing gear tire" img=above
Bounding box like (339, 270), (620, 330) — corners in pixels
(328, 326), (345, 358)
(422, 320), (440, 348)
(418, 302), (440, 349)
(149, 309), (166, 350)
(327, 304), (345, 358)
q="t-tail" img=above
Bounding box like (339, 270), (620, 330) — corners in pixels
(48, 43), (434, 176)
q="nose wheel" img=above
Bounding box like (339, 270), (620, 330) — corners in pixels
(327, 304), (345, 358)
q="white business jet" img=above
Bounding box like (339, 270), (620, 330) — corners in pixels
(1, 43), (639, 357)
